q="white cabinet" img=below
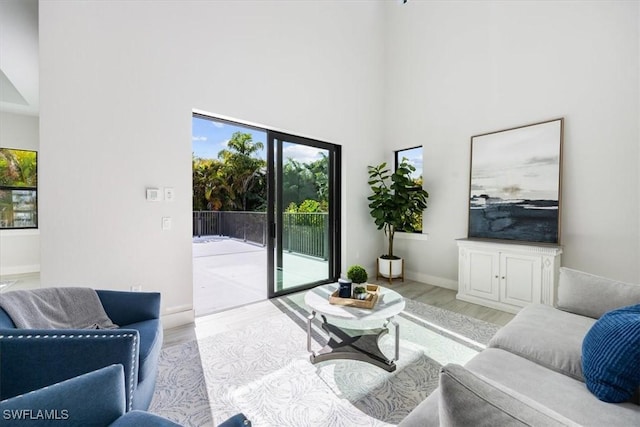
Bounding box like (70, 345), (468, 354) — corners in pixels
(456, 239), (562, 313)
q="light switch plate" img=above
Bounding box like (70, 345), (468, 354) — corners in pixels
(162, 217), (172, 230)
(164, 187), (175, 202)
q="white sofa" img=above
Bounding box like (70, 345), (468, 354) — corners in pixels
(399, 267), (640, 426)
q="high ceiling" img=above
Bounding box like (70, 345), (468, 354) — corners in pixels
(0, 0), (38, 116)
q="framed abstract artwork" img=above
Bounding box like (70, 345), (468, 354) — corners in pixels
(468, 118), (563, 244)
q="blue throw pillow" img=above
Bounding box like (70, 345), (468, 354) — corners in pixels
(582, 304), (640, 403)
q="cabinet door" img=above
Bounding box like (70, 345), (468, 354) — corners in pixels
(466, 250), (500, 301)
(500, 253), (542, 307)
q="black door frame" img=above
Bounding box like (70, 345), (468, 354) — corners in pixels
(192, 113), (341, 301)
(267, 130), (341, 298)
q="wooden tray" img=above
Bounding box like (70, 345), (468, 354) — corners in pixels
(329, 284), (380, 309)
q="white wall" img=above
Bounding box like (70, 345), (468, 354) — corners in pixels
(0, 0), (39, 116)
(384, 1), (640, 284)
(0, 112), (40, 275)
(39, 1), (639, 325)
(39, 1), (385, 327)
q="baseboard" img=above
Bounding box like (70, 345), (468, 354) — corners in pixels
(405, 270), (458, 290)
(0, 264), (40, 276)
(162, 309), (195, 329)
(456, 293), (520, 314)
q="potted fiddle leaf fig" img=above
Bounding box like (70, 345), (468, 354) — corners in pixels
(367, 159), (429, 281)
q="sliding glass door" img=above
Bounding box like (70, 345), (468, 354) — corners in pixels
(267, 131), (340, 297)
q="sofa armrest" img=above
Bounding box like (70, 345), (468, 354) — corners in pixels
(556, 267), (640, 318)
(439, 364), (580, 426)
(0, 364), (126, 426)
(97, 290), (161, 325)
(0, 329), (139, 411)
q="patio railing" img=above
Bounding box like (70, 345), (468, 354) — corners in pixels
(193, 211), (328, 260)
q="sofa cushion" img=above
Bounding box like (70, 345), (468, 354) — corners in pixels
(488, 304), (594, 380)
(465, 348), (640, 425)
(123, 319), (163, 383)
(582, 304), (640, 403)
(439, 364), (579, 426)
(556, 267), (640, 319)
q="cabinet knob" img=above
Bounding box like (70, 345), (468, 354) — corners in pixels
(501, 276), (505, 279)
(494, 275), (498, 278)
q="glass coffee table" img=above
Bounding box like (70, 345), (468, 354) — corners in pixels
(304, 283), (405, 372)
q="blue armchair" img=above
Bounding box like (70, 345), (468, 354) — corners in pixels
(0, 364), (180, 426)
(0, 290), (163, 411)
(0, 364), (252, 426)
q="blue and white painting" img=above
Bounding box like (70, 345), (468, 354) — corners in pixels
(468, 119), (563, 244)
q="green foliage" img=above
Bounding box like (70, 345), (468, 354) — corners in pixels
(285, 202), (298, 213)
(367, 159), (429, 258)
(193, 133), (329, 214)
(353, 286), (366, 294)
(0, 149), (37, 187)
(298, 199), (321, 213)
(217, 132), (266, 211)
(282, 154), (328, 211)
(347, 265), (368, 284)
(284, 200), (326, 227)
(286, 199), (326, 213)
(192, 132), (266, 212)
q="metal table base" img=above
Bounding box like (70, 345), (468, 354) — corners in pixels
(307, 312), (400, 372)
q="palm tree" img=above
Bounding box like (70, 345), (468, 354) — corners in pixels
(218, 132), (264, 157)
(204, 161), (232, 211)
(217, 132), (266, 211)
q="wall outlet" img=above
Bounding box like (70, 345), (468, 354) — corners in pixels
(130, 285), (142, 292)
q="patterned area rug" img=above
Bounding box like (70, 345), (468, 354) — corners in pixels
(149, 295), (500, 426)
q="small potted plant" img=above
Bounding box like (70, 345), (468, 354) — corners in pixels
(347, 265), (368, 285)
(353, 286), (368, 300)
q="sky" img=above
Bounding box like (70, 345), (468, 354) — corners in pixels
(192, 116), (266, 160)
(192, 116), (326, 164)
(397, 146), (423, 180)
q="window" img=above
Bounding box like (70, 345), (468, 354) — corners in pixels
(0, 148), (38, 229)
(395, 146), (423, 232)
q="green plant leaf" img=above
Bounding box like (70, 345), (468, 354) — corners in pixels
(366, 159), (429, 258)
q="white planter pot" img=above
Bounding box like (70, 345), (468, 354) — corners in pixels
(377, 257), (404, 279)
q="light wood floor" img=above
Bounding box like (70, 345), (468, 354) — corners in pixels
(163, 278), (515, 348)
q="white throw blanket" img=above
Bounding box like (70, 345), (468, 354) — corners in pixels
(0, 287), (118, 329)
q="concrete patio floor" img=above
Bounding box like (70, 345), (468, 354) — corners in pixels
(193, 237), (329, 316)
(1, 237), (329, 318)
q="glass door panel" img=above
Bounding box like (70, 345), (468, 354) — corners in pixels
(268, 132), (340, 297)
